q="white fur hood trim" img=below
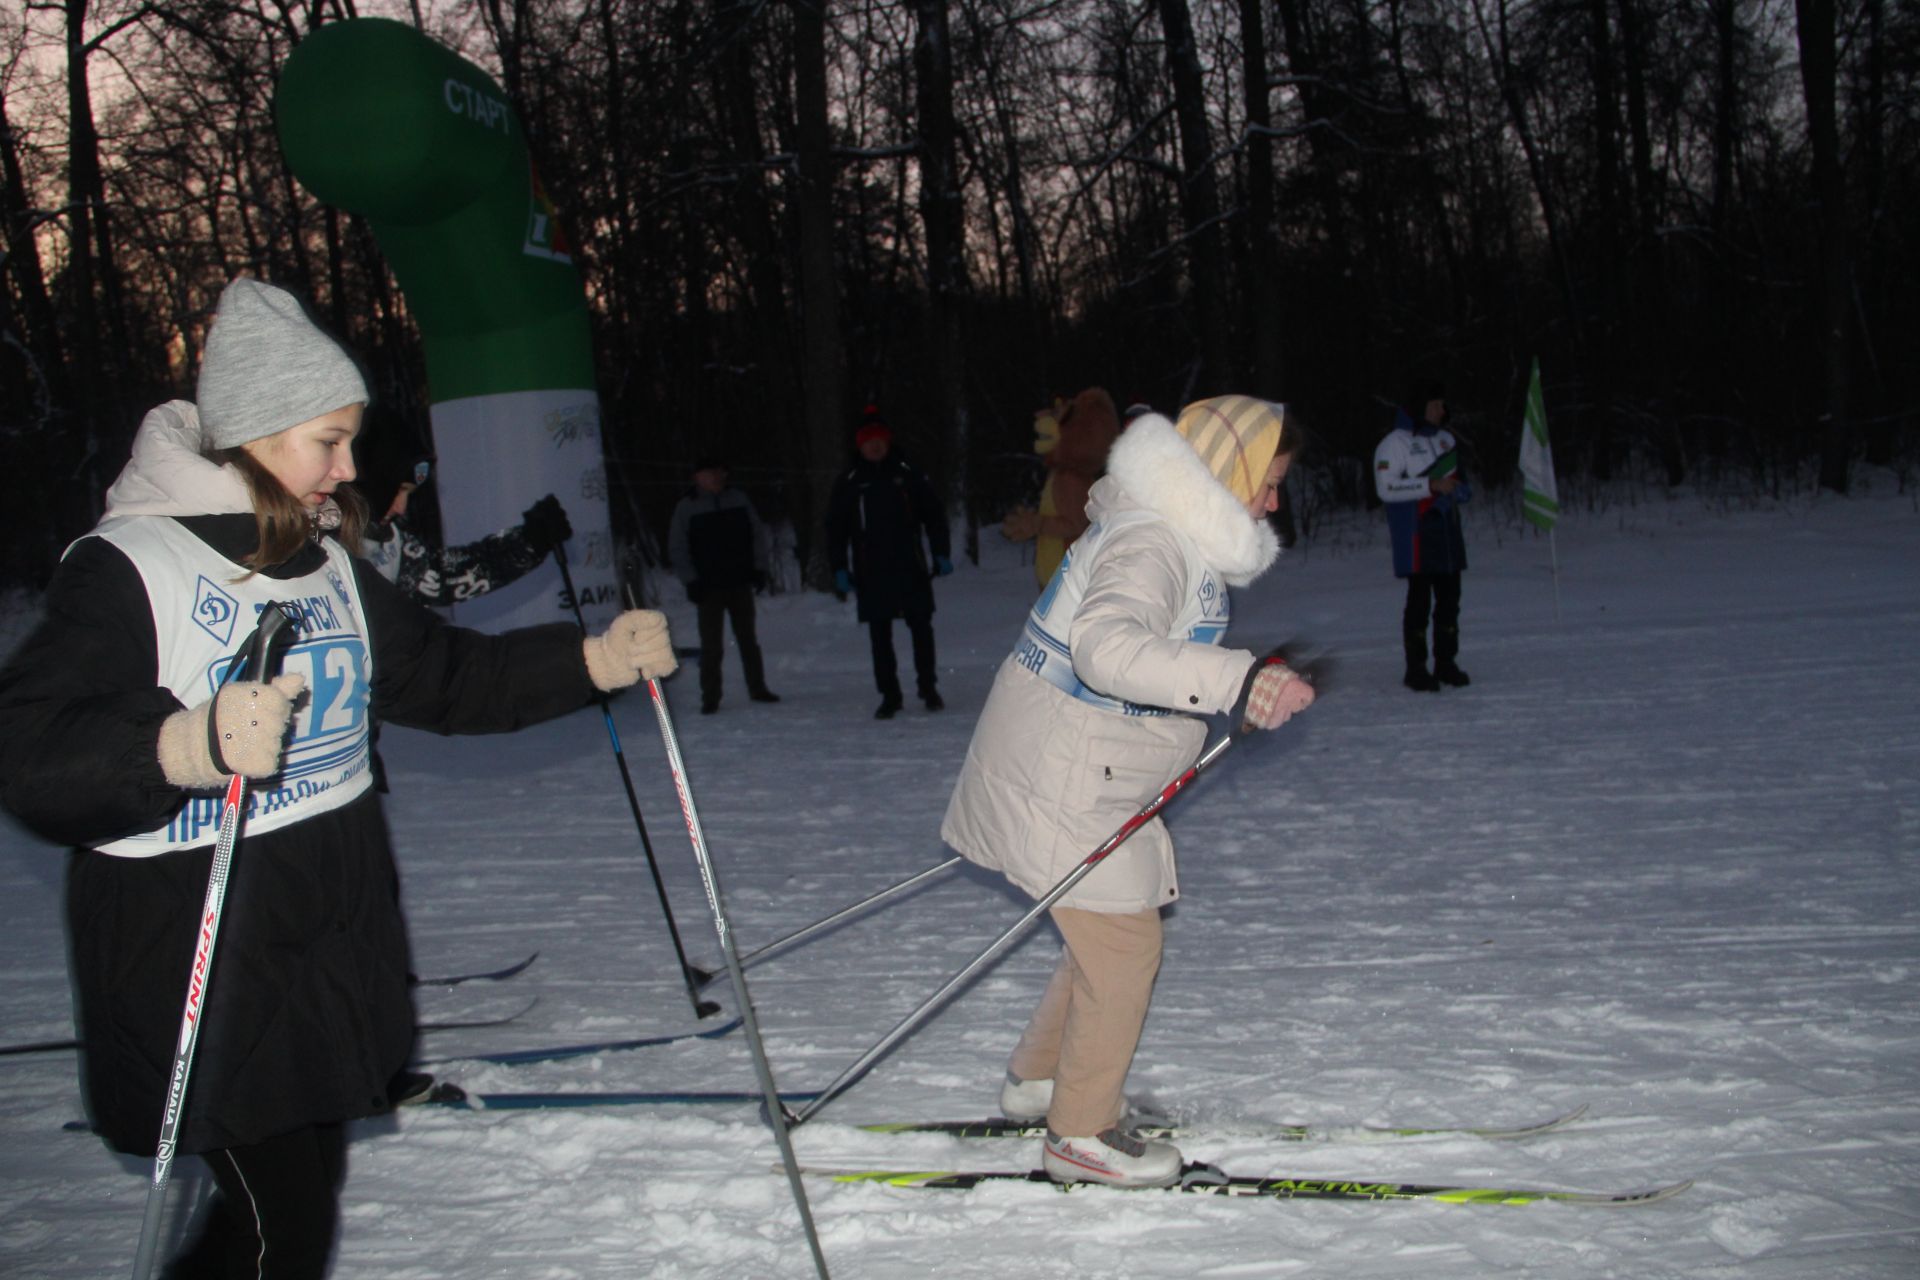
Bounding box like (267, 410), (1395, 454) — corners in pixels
(101, 400), (254, 522)
(1098, 413), (1280, 586)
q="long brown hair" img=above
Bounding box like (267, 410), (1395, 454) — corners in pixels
(1276, 406), (1304, 460)
(215, 446), (369, 570)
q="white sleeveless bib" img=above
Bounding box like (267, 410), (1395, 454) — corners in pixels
(85, 517), (376, 856)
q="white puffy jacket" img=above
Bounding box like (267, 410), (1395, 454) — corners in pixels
(940, 414), (1279, 912)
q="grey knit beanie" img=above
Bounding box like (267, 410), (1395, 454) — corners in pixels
(197, 278), (369, 449)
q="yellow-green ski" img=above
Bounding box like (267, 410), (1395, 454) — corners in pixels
(808, 1161), (1691, 1207)
(859, 1103), (1590, 1143)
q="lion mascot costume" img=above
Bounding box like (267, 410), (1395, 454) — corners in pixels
(1001, 387), (1123, 588)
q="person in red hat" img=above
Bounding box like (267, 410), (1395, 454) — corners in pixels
(825, 406), (952, 718)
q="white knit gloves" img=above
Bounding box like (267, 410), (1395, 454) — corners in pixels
(157, 675), (309, 789)
(1243, 662), (1315, 731)
(583, 609), (677, 691)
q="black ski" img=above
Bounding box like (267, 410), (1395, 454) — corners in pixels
(412, 1014), (743, 1066)
(11, 994), (546, 1059)
(409, 952), (539, 987)
(418, 1085), (823, 1110)
(415, 996), (540, 1032)
(807, 1162), (1693, 1206)
(859, 1104), (1590, 1144)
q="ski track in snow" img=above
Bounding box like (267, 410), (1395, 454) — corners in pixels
(3, 488), (1918, 1277)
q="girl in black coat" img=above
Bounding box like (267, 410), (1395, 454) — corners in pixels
(0, 279), (676, 1278)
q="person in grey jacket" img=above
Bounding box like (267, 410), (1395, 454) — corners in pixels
(668, 460), (780, 714)
(941, 395), (1315, 1187)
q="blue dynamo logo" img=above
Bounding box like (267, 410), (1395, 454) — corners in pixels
(192, 576), (239, 646)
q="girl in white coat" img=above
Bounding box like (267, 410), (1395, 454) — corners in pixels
(941, 395), (1314, 1186)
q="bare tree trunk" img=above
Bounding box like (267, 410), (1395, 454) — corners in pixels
(914, 0), (973, 561)
(0, 87), (69, 415)
(1793, 0), (1851, 492)
(1616, 0), (1657, 235)
(1858, 0), (1891, 466)
(60, 0), (131, 512)
(793, 0), (847, 587)
(1470, 0), (1587, 466)
(1586, 0), (1624, 480)
(1710, 0), (1737, 239)
(713, 4), (807, 547)
(1615, 0), (1682, 484)
(1238, 0), (1282, 399)
(1271, 0), (1355, 322)
(1156, 0), (1231, 396)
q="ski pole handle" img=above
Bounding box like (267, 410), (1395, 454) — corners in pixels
(234, 601), (298, 684)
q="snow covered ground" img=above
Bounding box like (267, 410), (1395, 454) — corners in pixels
(3, 480), (1917, 1278)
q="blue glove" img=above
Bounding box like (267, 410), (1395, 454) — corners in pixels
(834, 569), (854, 596)
(932, 556), (954, 577)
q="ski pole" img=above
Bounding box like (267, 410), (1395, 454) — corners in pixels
(642, 676), (832, 1279)
(553, 543), (720, 1020)
(130, 602), (298, 1280)
(790, 651), (1311, 1128)
(696, 856), (963, 989)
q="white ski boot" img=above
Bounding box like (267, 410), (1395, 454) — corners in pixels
(1000, 1072), (1170, 1128)
(999, 1071), (1054, 1122)
(1042, 1127), (1182, 1187)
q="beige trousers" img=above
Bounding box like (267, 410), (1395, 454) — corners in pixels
(1006, 905), (1163, 1137)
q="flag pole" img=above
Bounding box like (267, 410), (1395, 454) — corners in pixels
(1549, 529), (1562, 623)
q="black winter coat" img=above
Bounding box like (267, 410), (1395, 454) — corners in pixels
(0, 515), (595, 1155)
(668, 488), (765, 592)
(824, 455), (950, 623)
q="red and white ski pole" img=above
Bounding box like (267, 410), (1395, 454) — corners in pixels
(642, 674), (832, 1279)
(131, 602), (298, 1280)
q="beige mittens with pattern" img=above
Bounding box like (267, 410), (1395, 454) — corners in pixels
(157, 674), (309, 789)
(1243, 662), (1315, 731)
(583, 609), (677, 691)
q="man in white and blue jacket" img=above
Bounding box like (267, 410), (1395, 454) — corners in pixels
(1374, 378), (1471, 690)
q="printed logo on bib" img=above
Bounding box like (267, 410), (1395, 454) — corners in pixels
(192, 576), (240, 647)
(1195, 574), (1229, 629)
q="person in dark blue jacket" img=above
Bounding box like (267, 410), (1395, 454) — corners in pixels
(1373, 378), (1471, 690)
(825, 407), (952, 718)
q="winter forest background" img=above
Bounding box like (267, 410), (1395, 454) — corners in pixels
(1, 0), (1915, 588)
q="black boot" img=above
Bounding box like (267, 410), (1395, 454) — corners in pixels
(875, 684), (904, 719)
(387, 1068), (439, 1107)
(1433, 624), (1469, 686)
(1403, 628), (1440, 692)
(921, 686), (945, 711)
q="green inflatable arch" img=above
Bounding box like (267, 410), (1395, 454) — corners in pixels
(276, 17), (615, 630)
